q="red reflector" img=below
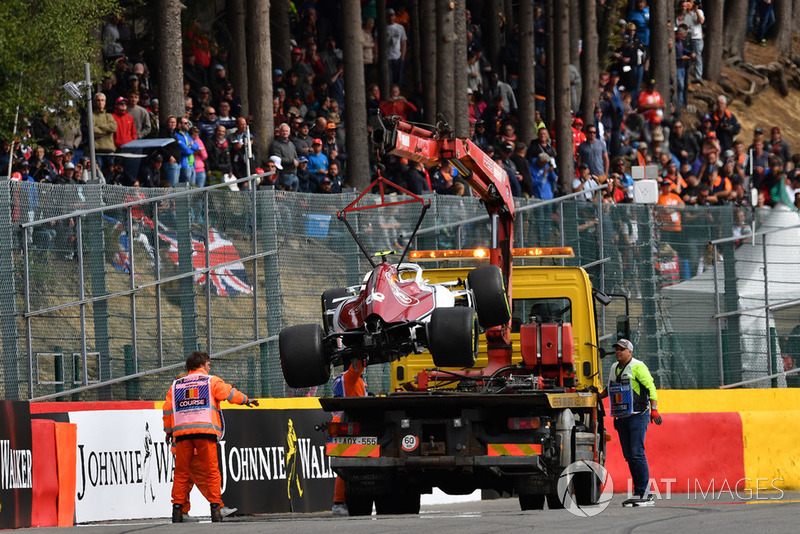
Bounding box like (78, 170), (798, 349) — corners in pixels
(328, 422), (361, 436)
(508, 417), (541, 430)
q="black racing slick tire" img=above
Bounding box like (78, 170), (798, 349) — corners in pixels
(428, 307), (479, 368)
(375, 491), (421, 515)
(279, 324), (331, 388)
(467, 264), (511, 329)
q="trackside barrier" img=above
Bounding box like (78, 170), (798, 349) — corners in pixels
(4, 390), (799, 526)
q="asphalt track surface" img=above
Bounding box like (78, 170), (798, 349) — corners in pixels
(16, 493), (800, 534)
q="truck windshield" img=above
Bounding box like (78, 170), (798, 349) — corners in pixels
(510, 298), (572, 333)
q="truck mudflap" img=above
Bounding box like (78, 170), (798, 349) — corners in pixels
(331, 454), (546, 473)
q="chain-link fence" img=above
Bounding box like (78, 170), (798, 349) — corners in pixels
(1, 179), (798, 401)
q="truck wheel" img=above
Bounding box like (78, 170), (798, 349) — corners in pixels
(279, 324), (330, 388)
(346, 494), (373, 516)
(519, 494), (545, 510)
(573, 471), (601, 505)
(321, 287), (352, 332)
(428, 307), (478, 368)
(546, 492), (565, 509)
(467, 265), (511, 329)
(375, 491), (421, 515)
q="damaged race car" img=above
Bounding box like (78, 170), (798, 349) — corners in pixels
(278, 177), (511, 389)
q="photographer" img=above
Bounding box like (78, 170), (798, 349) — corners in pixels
(572, 163), (601, 201)
(677, 1), (704, 79)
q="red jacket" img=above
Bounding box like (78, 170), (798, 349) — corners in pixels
(113, 110), (138, 149)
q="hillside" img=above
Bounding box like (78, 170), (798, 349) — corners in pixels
(689, 41), (800, 151)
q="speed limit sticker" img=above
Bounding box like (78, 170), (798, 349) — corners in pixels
(401, 434), (419, 452)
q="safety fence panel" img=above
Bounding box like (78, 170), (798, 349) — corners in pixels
(2, 179), (798, 400)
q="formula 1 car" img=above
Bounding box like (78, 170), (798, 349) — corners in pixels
(278, 180), (511, 389)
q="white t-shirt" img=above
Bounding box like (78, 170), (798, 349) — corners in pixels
(677, 10), (704, 41)
(386, 23), (407, 60)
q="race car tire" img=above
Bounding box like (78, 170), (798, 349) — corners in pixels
(375, 491), (421, 515)
(321, 287), (352, 332)
(467, 264), (511, 329)
(279, 324), (330, 388)
(428, 307), (479, 368)
(346, 494), (374, 516)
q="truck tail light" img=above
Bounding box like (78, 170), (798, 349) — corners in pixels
(328, 422), (361, 436)
(508, 417), (540, 430)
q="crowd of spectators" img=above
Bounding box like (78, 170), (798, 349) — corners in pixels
(2, 0), (798, 213)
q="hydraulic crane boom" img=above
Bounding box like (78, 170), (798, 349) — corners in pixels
(371, 114), (518, 374)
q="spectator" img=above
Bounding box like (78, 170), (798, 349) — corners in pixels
(217, 101), (236, 131)
(573, 163), (599, 201)
(160, 116), (182, 186)
(711, 95), (740, 153)
(307, 137), (328, 177)
(530, 152), (558, 200)
(756, 0), (775, 46)
(321, 122), (346, 171)
(472, 120), (491, 151)
(174, 117), (199, 184)
(92, 92), (118, 171)
(674, 25), (694, 108)
(317, 175), (334, 194)
(628, 0), (651, 48)
(126, 91), (151, 139)
(269, 123), (300, 189)
(310, 116), (328, 141)
(404, 160), (430, 195)
(206, 124), (233, 179)
(190, 126), (208, 188)
(136, 153), (163, 188)
(577, 124), (610, 178)
(498, 144), (522, 198)
(327, 161), (344, 193)
(677, 1), (705, 79)
(378, 84), (418, 121)
(637, 78), (664, 142)
(296, 156), (313, 192)
(487, 72), (518, 115)
(102, 15), (126, 67)
(291, 119), (314, 159)
(227, 117), (253, 179)
(511, 142), (533, 197)
(528, 127), (557, 165)
(197, 106), (219, 141)
(669, 120), (699, 164)
(386, 8), (408, 86)
(361, 17), (376, 83)
(765, 126), (791, 168)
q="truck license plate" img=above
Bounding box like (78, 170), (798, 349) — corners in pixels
(330, 436), (378, 445)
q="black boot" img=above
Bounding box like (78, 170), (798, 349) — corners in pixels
(172, 503), (183, 523)
(210, 503), (223, 522)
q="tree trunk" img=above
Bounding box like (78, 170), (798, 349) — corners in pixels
(724, 0), (749, 59)
(486, 0), (503, 74)
(420, 0), (438, 124)
(775, 0), (792, 56)
(157, 0), (183, 122)
(651, 0), (671, 122)
(228, 0), (249, 117)
(518, 0), (537, 146)
(597, 0), (615, 69)
(376, 0), (390, 98)
(794, 0), (800, 28)
(554, 0), (574, 192)
(580, 0), (599, 119)
(545, 0), (555, 126)
(504, 0), (514, 43)
(411, 0), (422, 96)
(270, 0), (291, 74)
(703, 0), (723, 83)
(453, 0), (469, 137)
(342, 0), (369, 191)
(247, 0), (273, 165)
(569, 0), (580, 67)
(436, 0), (455, 125)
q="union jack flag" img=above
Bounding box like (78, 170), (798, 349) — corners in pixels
(157, 229), (253, 296)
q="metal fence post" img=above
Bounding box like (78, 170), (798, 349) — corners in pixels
(713, 242), (724, 387)
(176, 188), (198, 356)
(0, 183), (20, 398)
(85, 184), (111, 398)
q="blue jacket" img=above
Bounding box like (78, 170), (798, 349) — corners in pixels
(174, 131), (199, 169)
(529, 162), (558, 200)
